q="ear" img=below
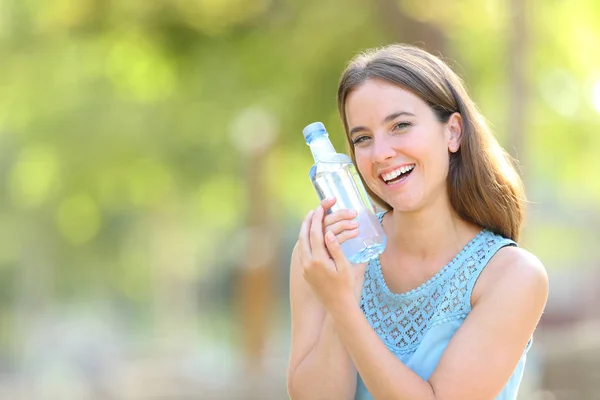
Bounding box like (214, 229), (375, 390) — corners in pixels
(446, 113), (463, 153)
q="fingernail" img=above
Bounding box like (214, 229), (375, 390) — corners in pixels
(326, 231), (335, 242)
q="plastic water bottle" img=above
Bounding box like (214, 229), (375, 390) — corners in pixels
(303, 122), (386, 263)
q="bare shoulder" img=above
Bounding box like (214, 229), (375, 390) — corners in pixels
(472, 245), (549, 308)
(431, 246), (549, 399)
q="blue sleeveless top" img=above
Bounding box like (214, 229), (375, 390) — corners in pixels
(355, 212), (530, 400)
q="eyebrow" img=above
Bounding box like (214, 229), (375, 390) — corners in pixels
(349, 111), (415, 137)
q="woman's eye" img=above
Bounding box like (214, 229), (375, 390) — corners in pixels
(393, 122), (411, 131)
(352, 136), (370, 145)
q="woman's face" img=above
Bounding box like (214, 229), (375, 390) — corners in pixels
(345, 78), (461, 213)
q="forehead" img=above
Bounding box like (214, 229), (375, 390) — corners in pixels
(345, 79), (427, 126)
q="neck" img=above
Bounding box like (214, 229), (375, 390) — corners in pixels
(385, 195), (479, 263)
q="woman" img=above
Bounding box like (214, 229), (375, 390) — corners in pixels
(287, 44), (548, 400)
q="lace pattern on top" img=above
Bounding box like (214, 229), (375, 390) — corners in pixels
(360, 212), (516, 355)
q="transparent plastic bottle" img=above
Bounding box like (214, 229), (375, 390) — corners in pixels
(303, 122), (386, 263)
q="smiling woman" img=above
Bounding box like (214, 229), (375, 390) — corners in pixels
(344, 79), (463, 216)
(287, 44), (548, 400)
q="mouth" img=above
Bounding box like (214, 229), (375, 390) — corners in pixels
(380, 164), (415, 185)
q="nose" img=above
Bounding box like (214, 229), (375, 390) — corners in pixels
(371, 134), (396, 163)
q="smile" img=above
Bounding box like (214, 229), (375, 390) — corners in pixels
(380, 164), (415, 184)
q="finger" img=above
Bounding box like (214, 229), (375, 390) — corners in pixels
(320, 197), (337, 212)
(309, 205), (329, 260)
(325, 219), (359, 237)
(298, 210), (315, 263)
(335, 228), (359, 245)
(325, 230), (350, 272)
(323, 208), (358, 229)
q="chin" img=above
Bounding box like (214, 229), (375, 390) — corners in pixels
(384, 192), (425, 213)
(391, 204), (420, 213)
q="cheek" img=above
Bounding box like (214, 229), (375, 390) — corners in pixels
(429, 148), (451, 180)
(416, 130), (449, 162)
(354, 150), (371, 174)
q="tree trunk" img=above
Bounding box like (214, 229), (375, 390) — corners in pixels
(373, 0), (447, 55)
(235, 146), (279, 377)
(507, 0), (529, 173)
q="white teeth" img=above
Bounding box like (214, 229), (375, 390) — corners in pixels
(381, 164), (415, 182)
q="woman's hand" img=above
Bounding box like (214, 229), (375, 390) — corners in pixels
(297, 203), (367, 315)
(321, 197), (360, 245)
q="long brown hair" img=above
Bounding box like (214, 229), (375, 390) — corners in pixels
(337, 44), (526, 242)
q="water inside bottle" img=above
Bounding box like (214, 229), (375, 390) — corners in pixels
(341, 209), (386, 263)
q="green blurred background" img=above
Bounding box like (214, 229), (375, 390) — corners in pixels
(1, 0), (599, 399)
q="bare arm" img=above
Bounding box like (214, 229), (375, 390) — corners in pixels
(287, 241), (358, 400)
(287, 200), (364, 399)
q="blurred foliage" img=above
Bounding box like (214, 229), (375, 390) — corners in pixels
(1, 0), (600, 345)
